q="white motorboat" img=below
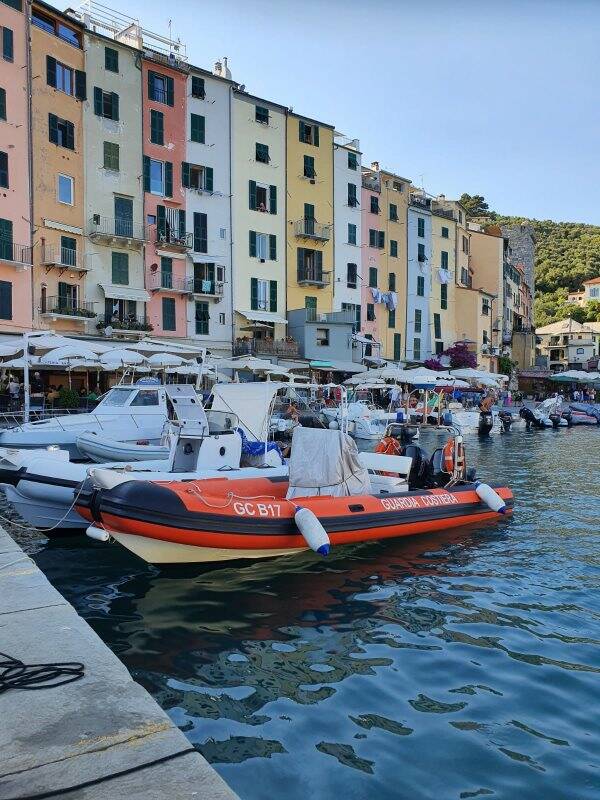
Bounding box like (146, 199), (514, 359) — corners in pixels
(322, 401), (390, 440)
(76, 431), (171, 463)
(0, 381), (190, 459)
(519, 396), (568, 429)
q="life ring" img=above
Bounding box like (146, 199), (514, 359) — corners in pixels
(442, 438), (466, 476)
(375, 436), (402, 457)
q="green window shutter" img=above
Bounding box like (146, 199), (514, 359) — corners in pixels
(378, 231), (385, 249)
(65, 121), (75, 150)
(249, 180), (256, 210)
(111, 251), (129, 285)
(150, 110), (163, 144)
(393, 333), (401, 361)
(162, 297), (176, 331)
(369, 267), (377, 287)
(147, 70), (154, 100)
(441, 251), (448, 268)
(249, 230), (257, 257)
(315, 250), (323, 273)
(441, 283), (448, 309)
(305, 296), (317, 311)
(156, 204), (166, 238)
(303, 155), (314, 177)
(204, 167), (213, 192)
(269, 185), (277, 214)
(143, 155), (150, 192)
(193, 212), (207, 252)
(93, 87), (102, 116)
(75, 70), (86, 101)
(181, 161), (190, 188)
(390, 240), (398, 257)
(348, 151), (357, 170)
(178, 210), (186, 240)
(418, 217), (425, 237)
(368, 229), (375, 247)
(269, 280), (277, 312)
(298, 120), (305, 142)
(191, 76), (205, 99)
(0, 88), (5, 121)
(388, 309), (395, 328)
(105, 47), (118, 72)
(297, 247), (304, 276)
(269, 234), (276, 261)
(190, 113), (205, 143)
(3, 27), (13, 61)
(0, 280), (12, 320)
(111, 92), (119, 121)
(0, 152), (7, 188)
(250, 277), (258, 311)
(166, 75), (174, 106)
(389, 272), (396, 291)
(434, 313), (441, 339)
(313, 125), (319, 146)
(46, 55), (56, 88)
(304, 202), (314, 220)
(48, 113), (58, 144)
(103, 142), (119, 171)
(164, 161), (173, 197)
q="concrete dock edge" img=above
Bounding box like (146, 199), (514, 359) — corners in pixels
(0, 525), (239, 800)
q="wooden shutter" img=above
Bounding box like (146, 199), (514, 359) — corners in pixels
(181, 161), (190, 188)
(313, 125), (319, 146)
(0, 280), (12, 321)
(164, 161), (173, 197)
(65, 121), (75, 150)
(156, 204), (166, 238)
(190, 113), (204, 143)
(166, 76), (174, 106)
(204, 167), (213, 192)
(250, 277), (258, 311)
(178, 210), (186, 240)
(0, 152), (7, 188)
(298, 120), (305, 141)
(147, 71), (154, 99)
(269, 280), (277, 312)
(162, 297), (176, 331)
(304, 203), (314, 220)
(315, 250), (323, 275)
(389, 272), (396, 291)
(297, 247), (304, 277)
(46, 56), (56, 88)
(143, 155), (150, 192)
(111, 92), (119, 121)
(269, 234), (276, 261)
(269, 185), (277, 214)
(394, 334), (401, 361)
(0, 218), (12, 260)
(75, 70), (86, 100)
(378, 231), (385, 249)
(3, 28), (13, 61)
(193, 212), (207, 252)
(105, 47), (118, 72)
(93, 87), (102, 116)
(151, 110), (163, 144)
(248, 180), (256, 210)
(0, 88), (5, 121)
(369, 267), (377, 287)
(249, 230), (256, 257)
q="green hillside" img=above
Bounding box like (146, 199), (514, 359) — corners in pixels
(459, 195), (600, 326)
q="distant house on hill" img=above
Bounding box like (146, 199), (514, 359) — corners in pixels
(567, 276), (600, 306)
(535, 317), (599, 372)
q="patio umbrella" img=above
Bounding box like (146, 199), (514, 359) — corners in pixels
(40, 345), (100, 364)
(147, 352), (185, 368)
(100, 348), (146, 367)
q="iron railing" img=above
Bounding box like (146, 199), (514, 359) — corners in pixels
(297, 267), (331, 287)
(294, 219), (331, 241)
(148, 271), (193, 293)
(193, 279), (224, 297)
(89, 216), (147, 242)
(41, 296), (96, 318)
(0, 240), (32, 265)
(42, 246), (86, 269)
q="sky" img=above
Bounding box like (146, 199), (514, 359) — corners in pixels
(61, 0), (600, 224)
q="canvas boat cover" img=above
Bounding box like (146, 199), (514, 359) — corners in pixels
(286, 427), (371, 499)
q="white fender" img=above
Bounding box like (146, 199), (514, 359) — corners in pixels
(86, 525), (110, 542)
(87, 468), (133, 490)
(294, 506), (330, 555)
(475, 482), (506, 514)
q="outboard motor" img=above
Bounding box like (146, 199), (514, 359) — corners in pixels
(548, 412), (561, 429)
(561, 410), (573, 427)
(519, 406), (543, 430)
(498, 410), (513, 433)
(478, 412), (494, 437)
(402, 445), (432, 490)
(429, 448), (451, 488)
(387, 422), (417, 445)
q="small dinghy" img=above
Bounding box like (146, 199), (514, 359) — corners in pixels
(76, 431), (170, 463)
(77, 427), (513, 564)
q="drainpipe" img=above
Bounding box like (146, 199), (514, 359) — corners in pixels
(25, 3), (35, 330)
(228, 86), (234, 357)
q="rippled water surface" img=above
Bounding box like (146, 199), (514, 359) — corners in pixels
(23, 427), (600, 799)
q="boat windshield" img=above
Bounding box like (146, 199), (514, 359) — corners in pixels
(130, 390), (160, 406)
(99, 388), (136, 407)
(205, 410), (238, 434)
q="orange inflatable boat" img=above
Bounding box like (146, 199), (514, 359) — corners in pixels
(76, 474), (513, 564)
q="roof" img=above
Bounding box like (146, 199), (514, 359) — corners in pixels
(583, 276), (600, 285)
(232, 89), (288, 113)
(288, 110), (335, 130)
(535, 318), (597, 335)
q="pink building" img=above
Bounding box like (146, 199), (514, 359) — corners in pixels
(142, 58), (189, 337)
(0, 0), (32, 331)
(360, 175), (381, 345)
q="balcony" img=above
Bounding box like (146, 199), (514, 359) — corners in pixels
(233, 338), (299, 358)
(297, 267), (331, 287)
(154, 228), (193, 253)
(294, 218), (331, 242)
(305, 308), (355, 325)
(148, 271), (193, 294)
(0, 240), (33, 270)
(410, 194), (432, 210)
(96, 316), (153, 336)
(41, 246), (89, 273)
(192, 279), (224, 299)
(88, 216), (147, 247)
(40, 296), (96, 322)
(361, 175), (380, 192)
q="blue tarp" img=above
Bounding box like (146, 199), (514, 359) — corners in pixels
(237, 428), (285, 463)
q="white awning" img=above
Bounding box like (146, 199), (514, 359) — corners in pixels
(239, 310), (288, 325)
(317, 361), (367, 374)
(99, 284), (151, 303)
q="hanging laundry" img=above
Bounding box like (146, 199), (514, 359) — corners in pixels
(438, 269), (451, 284)
(370, 287), (383, 304)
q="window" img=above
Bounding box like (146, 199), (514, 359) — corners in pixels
(162, 297), (176, 331)
(462, 235), (469, 254)
(414, 309), (422, 332)
(103, 141), (119, 171)
(149, 159), (164, 194)
(54, 61), (73, 95)
(393, 181), (404, 192)
(48, 114), (74, 150)
(0, 87), (5, 121)
(348, 223), (357, 245)
(57, 174), (73, 204)
(435, 341), (444, 355)
(249, 231), (276, 261)
(369, 229), (385, 249)
(315, 327), (329, 347)
(190, 113), (205, 144)
(160, 256), (172, 288)
(297, 247), (323, 282)
(441, 226), (449, 238)
(105, 46), (118, 72)
(111, 251), (129, 285)
(46, 56), (86, 100)
(388, 273), (396, 291)
(0, 279), (12, 320)
(366, 303), (375, 322)
(342, 302), (361, 331)
(150, 109), (164, 145)
(393, 333), (401, 361)
(388, 308), (395, 328)
(93, 87), (119, 120)
(370, 195), (379, 214)
(346, 263), (357, 289)
(57, 23), (79, 47)
(347, 183), (358, 207)
(0, 151), (7, 189)
(305, 296), (317, 312)
(255, 105), (269, 124)
(390, 239), (398, 258)
(368, 266), (378, 288)
(219, 313), (225, 325)
(389, 203), (398, 221)
(461, 267), (470, 286)
(413, 338), (421, 360)
(441, 251), (448, 269)
(60, 236), (76, 266)
(483, 330), (489, 345)
(1, 0), (22, 10)
(251, 278), (276, 312)
(299, 119), (319, 146)
(347, 151), (357, 170)
(148, 71), (174, 105)
(193, 212), (207, 253)
(114, 196), (133, 236)
(191, 76), (205, 99)
(434, 313), (441, 339)
(2, 26), (13, 62)
(418, 243), (426, 262)
(0, 217), (12, 261)
(482, 298), (490, 315)
(31, 10), (54, 34)
(417, 217), (425, 237)
(417, 276), (425, 296)
(249, 180), (276, 213)
(303, 154), (315, 178)
(195, 301), (209, 335)
(256, 142), (269, 164)
(182, 162), (213, 191)
(33, 11), (79, 44)
(440, 283), (448, 310)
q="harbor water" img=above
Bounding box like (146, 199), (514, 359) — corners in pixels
(13, 426), (600, 799)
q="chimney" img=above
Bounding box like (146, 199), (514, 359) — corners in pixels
(213, 59), (222, 76)
(222, 56), (232, 79)
(371, 161), (379, 172)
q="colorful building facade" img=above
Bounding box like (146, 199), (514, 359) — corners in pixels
(332, 135), (361, 329)
(430, 206), (457, 355)
(406, 193), (432, 362)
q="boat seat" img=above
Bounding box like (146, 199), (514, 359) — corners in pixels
(358, 452), (413, 477)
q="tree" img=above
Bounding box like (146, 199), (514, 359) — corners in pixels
(443, 342), (477, 369)
(423, 357), (444, 371)
(459, 193), (490, 217)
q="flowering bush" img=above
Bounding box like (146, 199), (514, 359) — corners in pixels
(443, 342), (477, 369)
(423, 358), (445, 371)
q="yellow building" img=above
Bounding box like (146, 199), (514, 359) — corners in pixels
(430, 208), (457, 355)
(455, 284), (496, 369)
(286, 113), (334, 314)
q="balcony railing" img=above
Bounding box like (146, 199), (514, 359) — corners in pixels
(97, 315), (153, 334)
(410, 194), (431, 210)
(361, 175), (380, 192)
(155, 228), (193, 251)
(233, 338), (299, 358)
(297, 267), (331, 287)
(41, 296), (96, 320)
(42, 246), (88, 271)
(0, 240), (33, 267)
(148, 271), (193, 293)
(193, 279), (224, 298)
(88, 216), (147, 244)
(305, 308), (355, 325)
(294, 219), (331, 241)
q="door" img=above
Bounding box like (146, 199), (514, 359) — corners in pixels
(58, 282), (77, 314)
(114, 196), (133, 237)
